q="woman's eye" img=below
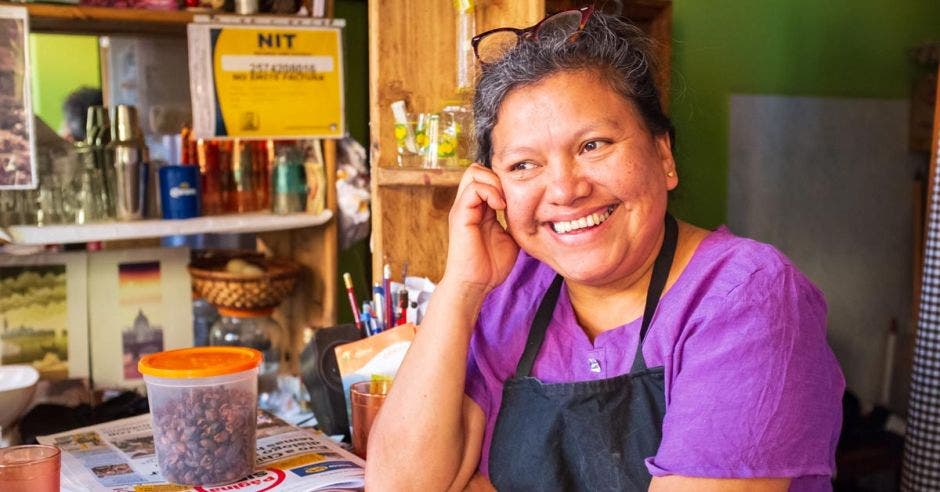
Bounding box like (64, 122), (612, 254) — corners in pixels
(581, 140), (608, 153)
(510, 161), (535, 172)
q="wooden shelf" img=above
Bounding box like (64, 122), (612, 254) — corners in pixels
(375, 166), (465, 187)
(6, 3), (340, 36)
(6, 3), (195, 36)
(0, 210), (332, 245)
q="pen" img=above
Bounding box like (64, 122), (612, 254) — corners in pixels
(343, 272), (363, 335)
(383, 264), (394, 329)
(397, 289), (409, 325)
(360, 311), (372, 337)
(373, 283), (385, 332)
(361, 302), (378, 337)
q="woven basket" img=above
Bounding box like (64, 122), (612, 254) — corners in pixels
(188, 257), (302, 311)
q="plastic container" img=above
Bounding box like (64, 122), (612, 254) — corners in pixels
(138, 347), (262, 487)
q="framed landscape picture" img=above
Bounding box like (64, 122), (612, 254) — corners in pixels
(0, 252), (89, 380)
(88, 247), (193, 390)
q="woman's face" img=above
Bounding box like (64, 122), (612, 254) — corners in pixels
(489, 69), (678, 288)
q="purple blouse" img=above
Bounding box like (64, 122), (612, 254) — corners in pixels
(465, 226), (844, 491)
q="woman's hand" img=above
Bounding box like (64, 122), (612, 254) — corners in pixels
(443, 163), (520, 297)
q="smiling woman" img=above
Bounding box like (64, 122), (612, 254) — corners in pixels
(487, 71), (675, 295)
(366, 10), (844, 492)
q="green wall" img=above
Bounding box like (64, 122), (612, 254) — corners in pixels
(669, 0), (940, 228)
(336, 0), (369, 145)
(29, 33), (100, 134)
(334, 0), (372, 325)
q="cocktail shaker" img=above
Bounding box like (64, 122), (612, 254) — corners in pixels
(107, 105), (149, 221)
(76, 106), (114, 223)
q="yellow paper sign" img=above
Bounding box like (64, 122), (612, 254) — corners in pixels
(190, 23), (345, 139)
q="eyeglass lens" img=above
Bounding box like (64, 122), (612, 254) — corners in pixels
(477, 30), (520, 64)
(476, 9), (585, 64)
(536, 11), (584, 41)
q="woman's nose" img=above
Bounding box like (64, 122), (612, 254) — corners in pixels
(544, 160), (591, 205)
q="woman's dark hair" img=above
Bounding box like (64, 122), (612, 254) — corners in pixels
(473, 13), (673, 167)
(62, 86), (103, 142)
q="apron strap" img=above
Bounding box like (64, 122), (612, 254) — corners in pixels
(514, 274), (565, 378)
(515, 213), (679, 378)
(631, 213), (678, 373)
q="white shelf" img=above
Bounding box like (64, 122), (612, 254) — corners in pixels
(0, 211), (333, 245)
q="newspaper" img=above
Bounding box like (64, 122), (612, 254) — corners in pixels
(36, 412), (364, 492)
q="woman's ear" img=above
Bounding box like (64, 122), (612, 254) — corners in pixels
(655, 133), (678, 190)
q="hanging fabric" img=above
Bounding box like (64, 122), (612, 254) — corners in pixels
(903, 68), (940, 491)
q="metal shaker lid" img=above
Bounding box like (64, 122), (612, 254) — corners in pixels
(111, 104), (141, 143)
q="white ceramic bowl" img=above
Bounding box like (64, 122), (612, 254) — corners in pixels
(0, 365), (39, 429)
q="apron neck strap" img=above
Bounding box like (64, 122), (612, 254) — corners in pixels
(514, 213), (679, 378)
(514, 274), (565, 379)
(631, 212), (678, 372)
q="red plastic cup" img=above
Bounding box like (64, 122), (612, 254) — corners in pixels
(0, 445), (60, 492)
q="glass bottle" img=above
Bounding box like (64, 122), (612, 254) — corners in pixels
(191, 296), (218, 347)
(218, 140), (236, 213)
(271, 146), (306, 214)
(232, 139), (257, 212)
(197, 139), (222, 215)
(209, 307), (284, 411)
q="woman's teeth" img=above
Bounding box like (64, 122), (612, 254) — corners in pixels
(551, 206), (613, 234)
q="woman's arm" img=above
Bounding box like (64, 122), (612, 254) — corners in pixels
(365, 281), (487, 490)
(366, 164), (517, 490)
(650, 476), (790, 492)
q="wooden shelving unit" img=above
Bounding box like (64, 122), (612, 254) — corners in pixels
(8, 5), (341, 369)
(4, 2), (194, 35)
(368, 0), (542, 284)
(374, 167), (465, 187)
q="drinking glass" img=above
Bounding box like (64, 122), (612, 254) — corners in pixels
(0, 445), (61, 492)
(350, 379), (392, 459)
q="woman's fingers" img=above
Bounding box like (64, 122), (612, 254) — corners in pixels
(457, 163), (502, 197)
(453, 164), (506, 220)
(451, 181), (506, 226)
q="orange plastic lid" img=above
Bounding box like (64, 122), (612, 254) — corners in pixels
(138, 347), (262, 379)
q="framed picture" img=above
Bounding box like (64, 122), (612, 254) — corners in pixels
(0, 6), (36, 189)
(0, 252), (89, 380)
(88, 247), (193, 390)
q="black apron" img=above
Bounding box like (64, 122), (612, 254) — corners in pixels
(489, 214), (678, 492)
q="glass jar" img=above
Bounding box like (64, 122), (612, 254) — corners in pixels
(209, 308), (284, 411)
(191, 297), (218, 347)
(440, 104), (473, 167)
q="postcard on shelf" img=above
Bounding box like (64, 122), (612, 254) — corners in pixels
(0, 6), (37, 189)
(187, 19), (345, 139)
(88, 247), (193, 390)
(0, 252), (89, 380)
